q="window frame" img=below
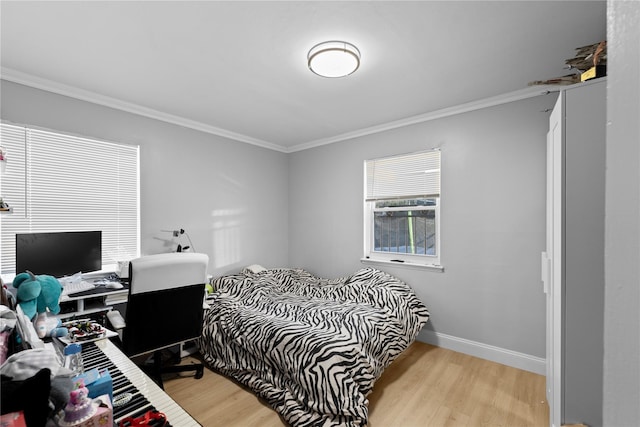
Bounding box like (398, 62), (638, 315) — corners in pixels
(362, 150), (443, 271)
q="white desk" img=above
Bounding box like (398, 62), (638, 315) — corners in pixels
(59, 286), (128, 319)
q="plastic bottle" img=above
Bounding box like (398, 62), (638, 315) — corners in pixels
(63, 343), (84, 375)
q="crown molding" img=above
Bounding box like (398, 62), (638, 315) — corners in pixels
(2, 67), (561, 154)
(1, 67), (288, 153)
(287, 84), (561, 152)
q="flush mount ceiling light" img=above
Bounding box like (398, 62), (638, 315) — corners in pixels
(307, 41), (361, 78)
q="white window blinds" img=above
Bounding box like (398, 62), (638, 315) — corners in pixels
(0, 123), (139, 274)
(365, 150), (441, 201)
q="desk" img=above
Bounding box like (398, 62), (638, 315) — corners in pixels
(60, 285), (199, 358)
(59, 286), (129, 320)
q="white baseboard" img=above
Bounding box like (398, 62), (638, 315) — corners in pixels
(417, 329), (546, 375)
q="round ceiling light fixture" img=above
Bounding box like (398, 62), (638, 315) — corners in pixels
(307, 41), (361, 78)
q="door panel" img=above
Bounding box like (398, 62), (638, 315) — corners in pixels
(545, 93), (563, 427)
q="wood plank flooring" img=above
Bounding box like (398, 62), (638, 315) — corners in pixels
(163, 341), (548, 426)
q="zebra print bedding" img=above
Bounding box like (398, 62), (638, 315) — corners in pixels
(197, 267), (429, 427)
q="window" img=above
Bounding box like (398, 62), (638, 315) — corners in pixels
(364, 150), (441, 268)
(0, 123), (139, 275)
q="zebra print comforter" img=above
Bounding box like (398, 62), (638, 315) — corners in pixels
(197, 267), (429, 427)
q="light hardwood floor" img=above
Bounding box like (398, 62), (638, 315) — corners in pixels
(163, 341), (549, 426)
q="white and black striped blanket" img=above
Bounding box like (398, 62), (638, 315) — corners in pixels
(197, 267), (429, 426)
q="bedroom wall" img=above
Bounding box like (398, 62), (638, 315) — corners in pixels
(603, 0), (640, 423)
(0, 80), (289, 277)
(288, 94), (556, 368)
(2, 78), (554, 371)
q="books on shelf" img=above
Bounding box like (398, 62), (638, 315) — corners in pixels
(566, 41), (607, 72)
(528, 74), (581, 86)
(580, 65), (607, 82)
(104, 293), (127, 306)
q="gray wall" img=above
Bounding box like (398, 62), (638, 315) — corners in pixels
(0, 76), (579, 368)
(289, 94), (555, 359)
(0, 80), (290, 277)
(564, 80), (606, 426)
(603, 0), (640, 424)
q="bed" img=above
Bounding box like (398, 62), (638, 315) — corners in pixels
(197, 266), (429, 427)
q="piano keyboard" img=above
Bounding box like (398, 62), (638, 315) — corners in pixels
(82, 339), (201, 427)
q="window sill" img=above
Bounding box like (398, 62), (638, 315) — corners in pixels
(360, 258), (444, 272)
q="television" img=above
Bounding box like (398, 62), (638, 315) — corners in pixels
(15, 231), (102, 277)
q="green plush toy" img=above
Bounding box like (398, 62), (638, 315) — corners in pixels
(12, 271), (63, 320)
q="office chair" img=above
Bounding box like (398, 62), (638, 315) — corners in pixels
(118, 252), (209, 389)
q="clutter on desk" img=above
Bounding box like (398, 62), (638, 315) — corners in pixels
(74, 368), (113, 404)
(63, 343), (84, 375)
(55, 379), (113, 427)
(0, 411), (27, 426)
(1, 368), (54, 427)
(118, 410), (167, 427)
(0, 299), (115, 427)
(0, 347), (72, 380)
(11, 305), (45, 350)
(35, 312), (69, 339)
(0, 346), (77, 426)
(1, 271), (123, 424)
(60, 319), (107, 343)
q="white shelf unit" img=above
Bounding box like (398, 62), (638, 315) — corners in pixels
(59, 288), (128, 320)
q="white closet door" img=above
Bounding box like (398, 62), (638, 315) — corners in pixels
(545, 92), (564, 427)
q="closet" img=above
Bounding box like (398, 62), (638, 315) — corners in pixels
(543, 78), (605, 427)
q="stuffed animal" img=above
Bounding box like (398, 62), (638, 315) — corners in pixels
(34, 311), (68, 338)
(12, 271), (63, 320)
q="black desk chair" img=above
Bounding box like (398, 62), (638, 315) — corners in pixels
(119, 252), (209, 389)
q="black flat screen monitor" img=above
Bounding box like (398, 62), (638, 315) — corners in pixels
(15, 231), (102, 277)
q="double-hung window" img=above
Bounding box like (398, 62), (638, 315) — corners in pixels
(364, 149), (441, 268)
(0, 123), (140, 276)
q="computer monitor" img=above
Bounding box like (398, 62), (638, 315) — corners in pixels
(15, 231), (102, 277)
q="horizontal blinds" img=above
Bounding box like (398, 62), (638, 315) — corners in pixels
(0, 123), (139, 274)
(0, 124), (27, 218)
(365, 150), (440, 201)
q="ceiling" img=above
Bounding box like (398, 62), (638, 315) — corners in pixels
(0, 1), (606, 153)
